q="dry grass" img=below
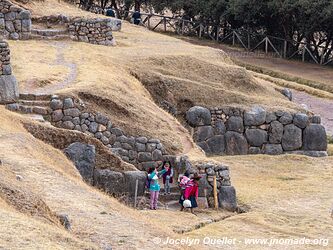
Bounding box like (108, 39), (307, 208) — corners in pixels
(13, 0), (104, 18)
(186, 154), (333, 249)
(0, 107), (183, 249)
(9, 21), (301, 153)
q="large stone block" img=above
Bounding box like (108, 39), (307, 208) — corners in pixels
(94, 169), (125, 195)
(138, 152), (152, 162)
(245, 129), (267, 147)
(206, 135), (225, 155)
(214, 120), (226, 135)
(225, 131), (248, 155)
(64, 143), (95, 184)
(244, 106), (266, 126)
(226, 116), (244, 133)
(268, 121), (283, 144)
(0, 75), (19, 104)
(263, 144), (283, 155)
(186, 106), (211, 127)
(282, 124), (302, 151)
(293, 113), (309, 129)
(218, 186), (237, 212)
(303, 124), (327, 151)
(194, 125), (214, 142)
(123, 171), (146, 197)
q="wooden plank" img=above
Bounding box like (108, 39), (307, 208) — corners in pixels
(213, 176), (218, 210)
(266, 37), (282, 57)
(152, 19), (163, 31)
(234, 31), (248, 49)
(305, 46), (319, 64)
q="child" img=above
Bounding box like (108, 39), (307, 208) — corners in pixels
(178, 171), (191, 211)
(147, 166), (166, 210)
(162, 161), (174, 195)
(183, 173), (201, 214)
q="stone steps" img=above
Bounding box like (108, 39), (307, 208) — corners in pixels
(17, 99), (50, 107)
(19, 93), (52, 101)
(31, 29), (70, 40)
(6, 103), (51, 116)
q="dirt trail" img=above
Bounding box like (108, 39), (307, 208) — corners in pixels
(293, 90), (333, 136)
(24, 42), (77, 95)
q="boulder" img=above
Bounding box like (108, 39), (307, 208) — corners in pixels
(244, 106), (266, 126)
(293, 113), (309, 129)
(249, 147), (261, 154)
(138, 152), (152, 162)
(263, 144), (283, 155)
(186, 106), (211, 127)
(62, 121), (75, 130)
(218, 186), (237, 212)
(310, 115), (321, 124)
(58, 214), (71, 230)
(206, 135), (225, 155)
(136, 142), (146, 152)
(50, 99), (63, 110)
(268, 121), (283, 144)
(303, 124), (327, 151)
(64, 108), (80, 117)
(89, 122), (98, 133)
(51, 110), (63, 122)
(63, 98), (74, 109)
(64, 143), (95, 184)
(226, 116), (244, 133)
(152, 149), (163, 161)
(279, 112), (293, 125)
(123, 171), (146, 197)
(194, 125), (214, 142)
(281, 88), (292, 101)
(214, 120), (226, 135)
(245, 129), (267, 147)
(282, 124), (302, 151)
(197, 141), (211, 155)
(198, 174), (213, 197)
(136, 137), (148, 144)
(0, 75), (19, 104)
(265, 112), (277, 123)
(94, 169), (125, 194)
(95, 113), (109, 125)
(225, 131), (248, 155)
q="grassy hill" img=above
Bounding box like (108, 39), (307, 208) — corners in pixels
(0, 0), (332, 249)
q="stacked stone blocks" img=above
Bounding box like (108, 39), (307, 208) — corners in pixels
(50, 96), (169, 168)
(0, 0), (31, 40)
(187, 106), (328, 157)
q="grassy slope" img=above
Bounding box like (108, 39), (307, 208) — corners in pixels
(1, 1), (332, 249)
(187, 155), (333, 249)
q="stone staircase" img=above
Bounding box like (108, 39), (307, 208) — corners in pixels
(31, 28), (70, 40)
(5, 94), (52, 121)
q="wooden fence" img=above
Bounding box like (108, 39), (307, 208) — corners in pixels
(87, 7), (333, 66)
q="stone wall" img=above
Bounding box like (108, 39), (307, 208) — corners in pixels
(186, 106), (328, 157)
(64, 142), (146, 197)
(0, 40), (18, 103)
(68, 17), (116, 46)
(0, 0), (31, 40)
(196, 162), (237, 212)
(49, 96), (170, 169)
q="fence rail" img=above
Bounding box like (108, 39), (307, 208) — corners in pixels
(86, 7), (333, 66)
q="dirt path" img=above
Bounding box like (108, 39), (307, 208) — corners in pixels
(180, 37), (333, 88)
(25, 42), (77, 95)
(293, 90), (333, 136)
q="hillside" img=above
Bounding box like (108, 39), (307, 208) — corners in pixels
(0, 0), (332, 249)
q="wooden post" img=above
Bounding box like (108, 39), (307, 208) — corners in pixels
(147, 15), (151, 29)
(163, 17), (167, 32)
(199, 24), (203, 38)
(216, 26), (220, 41)
(232, 31), (235, 46)
(247, 31), (250, 50)
(213, 175), (218, 210)
(265, 37), (268, 54)
(182, 20), (185, 35)
(134, 179), (139, 208)
(302, 46), (306, 62)
(283, 40), (287, 58)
